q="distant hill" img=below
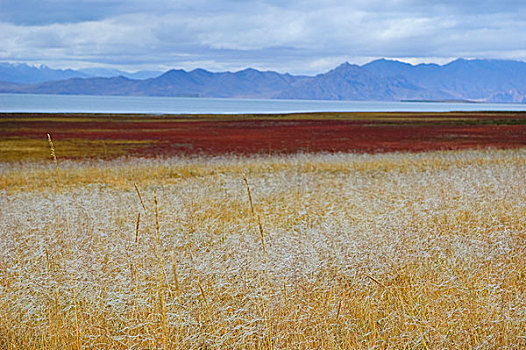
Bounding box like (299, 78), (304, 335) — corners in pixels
(0, 67), (306, 98)
(276, 62), (454, 101)
(362, 58), (526, 103)
(0, 63), (163, 84)
(10, 76), (141, 96)
(78, 68), (163, 80)
(139, 68), (303, 98)
(1, 59), (526, 103)
(0, 63), (90, 84)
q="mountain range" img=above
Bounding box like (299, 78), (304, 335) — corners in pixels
(1, 59), (526, 103)
(0, 63), (163, 84)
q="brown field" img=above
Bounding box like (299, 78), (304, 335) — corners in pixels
(1, 112), (526, 349)
(1, 111), (525, 161)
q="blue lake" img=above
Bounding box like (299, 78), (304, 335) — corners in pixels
(1, 93), (525, 114)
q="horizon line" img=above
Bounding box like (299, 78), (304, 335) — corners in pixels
(2, 57), (526, 77)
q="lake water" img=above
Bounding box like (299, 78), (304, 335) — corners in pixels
(1, 93), (525, 114)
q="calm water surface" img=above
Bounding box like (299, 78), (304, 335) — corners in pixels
(1, 93), (525, 114)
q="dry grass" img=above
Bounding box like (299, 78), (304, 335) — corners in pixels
(0, 137), (153, 162)
(1, 149), (525, 349)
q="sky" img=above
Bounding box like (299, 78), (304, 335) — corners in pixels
(1, 0), (525, 74)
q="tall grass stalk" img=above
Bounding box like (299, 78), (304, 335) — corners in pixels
(243, 175), (266, 256)
(153, 190), (169, 348)
(134, 182), (147, 212)
(46, 134), (81, 350)
(135, 212), (140, 245)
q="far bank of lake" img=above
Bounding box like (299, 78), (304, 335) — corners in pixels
(1, 93), (525, 114)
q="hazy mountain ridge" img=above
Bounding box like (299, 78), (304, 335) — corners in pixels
(362, 59), (526, 103)
(78, 68), (163, 80)
(1, 59), (526, 103)
(276, 62), (455, 101)
(0, 63), (91, 84)
(0, 63), (162, 84)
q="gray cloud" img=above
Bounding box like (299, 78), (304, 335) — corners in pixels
(0, 1), (525, 74)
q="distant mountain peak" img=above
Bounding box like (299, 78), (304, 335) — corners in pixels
(0, 62), (91, 84)
(365, 58), (413, 67)
(238, 67), (259, 73)
(159, 69), (187, 77)
(190, 68), (212, 74)
(333, 62), (357, 70)
(329, 62), (362, 73)
(325, 62), (370, 81)
(445, 58), (470, 66)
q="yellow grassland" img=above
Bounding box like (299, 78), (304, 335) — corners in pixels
(0, 148), (525, 348)
(0, 138), (153, 162)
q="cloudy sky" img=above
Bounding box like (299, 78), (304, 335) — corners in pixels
(1, 0), (525, 74)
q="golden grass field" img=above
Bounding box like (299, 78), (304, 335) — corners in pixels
(0, 130), (525, 348)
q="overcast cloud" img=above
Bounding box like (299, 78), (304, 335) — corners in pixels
(0, 0), (525, 74)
